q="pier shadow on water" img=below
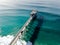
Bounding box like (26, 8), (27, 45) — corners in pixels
(30, 16), (44, 45)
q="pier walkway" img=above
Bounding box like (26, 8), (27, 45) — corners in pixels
(9, 10), (37, 45)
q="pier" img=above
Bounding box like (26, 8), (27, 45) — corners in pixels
(9, 10), (37, 45)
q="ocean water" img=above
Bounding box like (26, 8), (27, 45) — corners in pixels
(0, 0), (60, 45)
(0, 16), (29, 36)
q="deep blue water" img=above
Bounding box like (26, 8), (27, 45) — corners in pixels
(0, 0), (60, 45)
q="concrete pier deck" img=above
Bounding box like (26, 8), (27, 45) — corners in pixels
(9, 10), (37, 45)
(9, 17), (33, 45)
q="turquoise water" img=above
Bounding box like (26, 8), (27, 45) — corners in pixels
(34, 12), (60, 45)
(0, 0), (60, 45)
(0, 16), (29, 36)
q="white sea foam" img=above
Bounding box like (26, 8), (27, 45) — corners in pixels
(0, 35), (32, 45)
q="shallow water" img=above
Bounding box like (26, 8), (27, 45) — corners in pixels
(0, 0), (60, 45)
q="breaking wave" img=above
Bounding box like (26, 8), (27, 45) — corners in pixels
(0, 35), (32, 45)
